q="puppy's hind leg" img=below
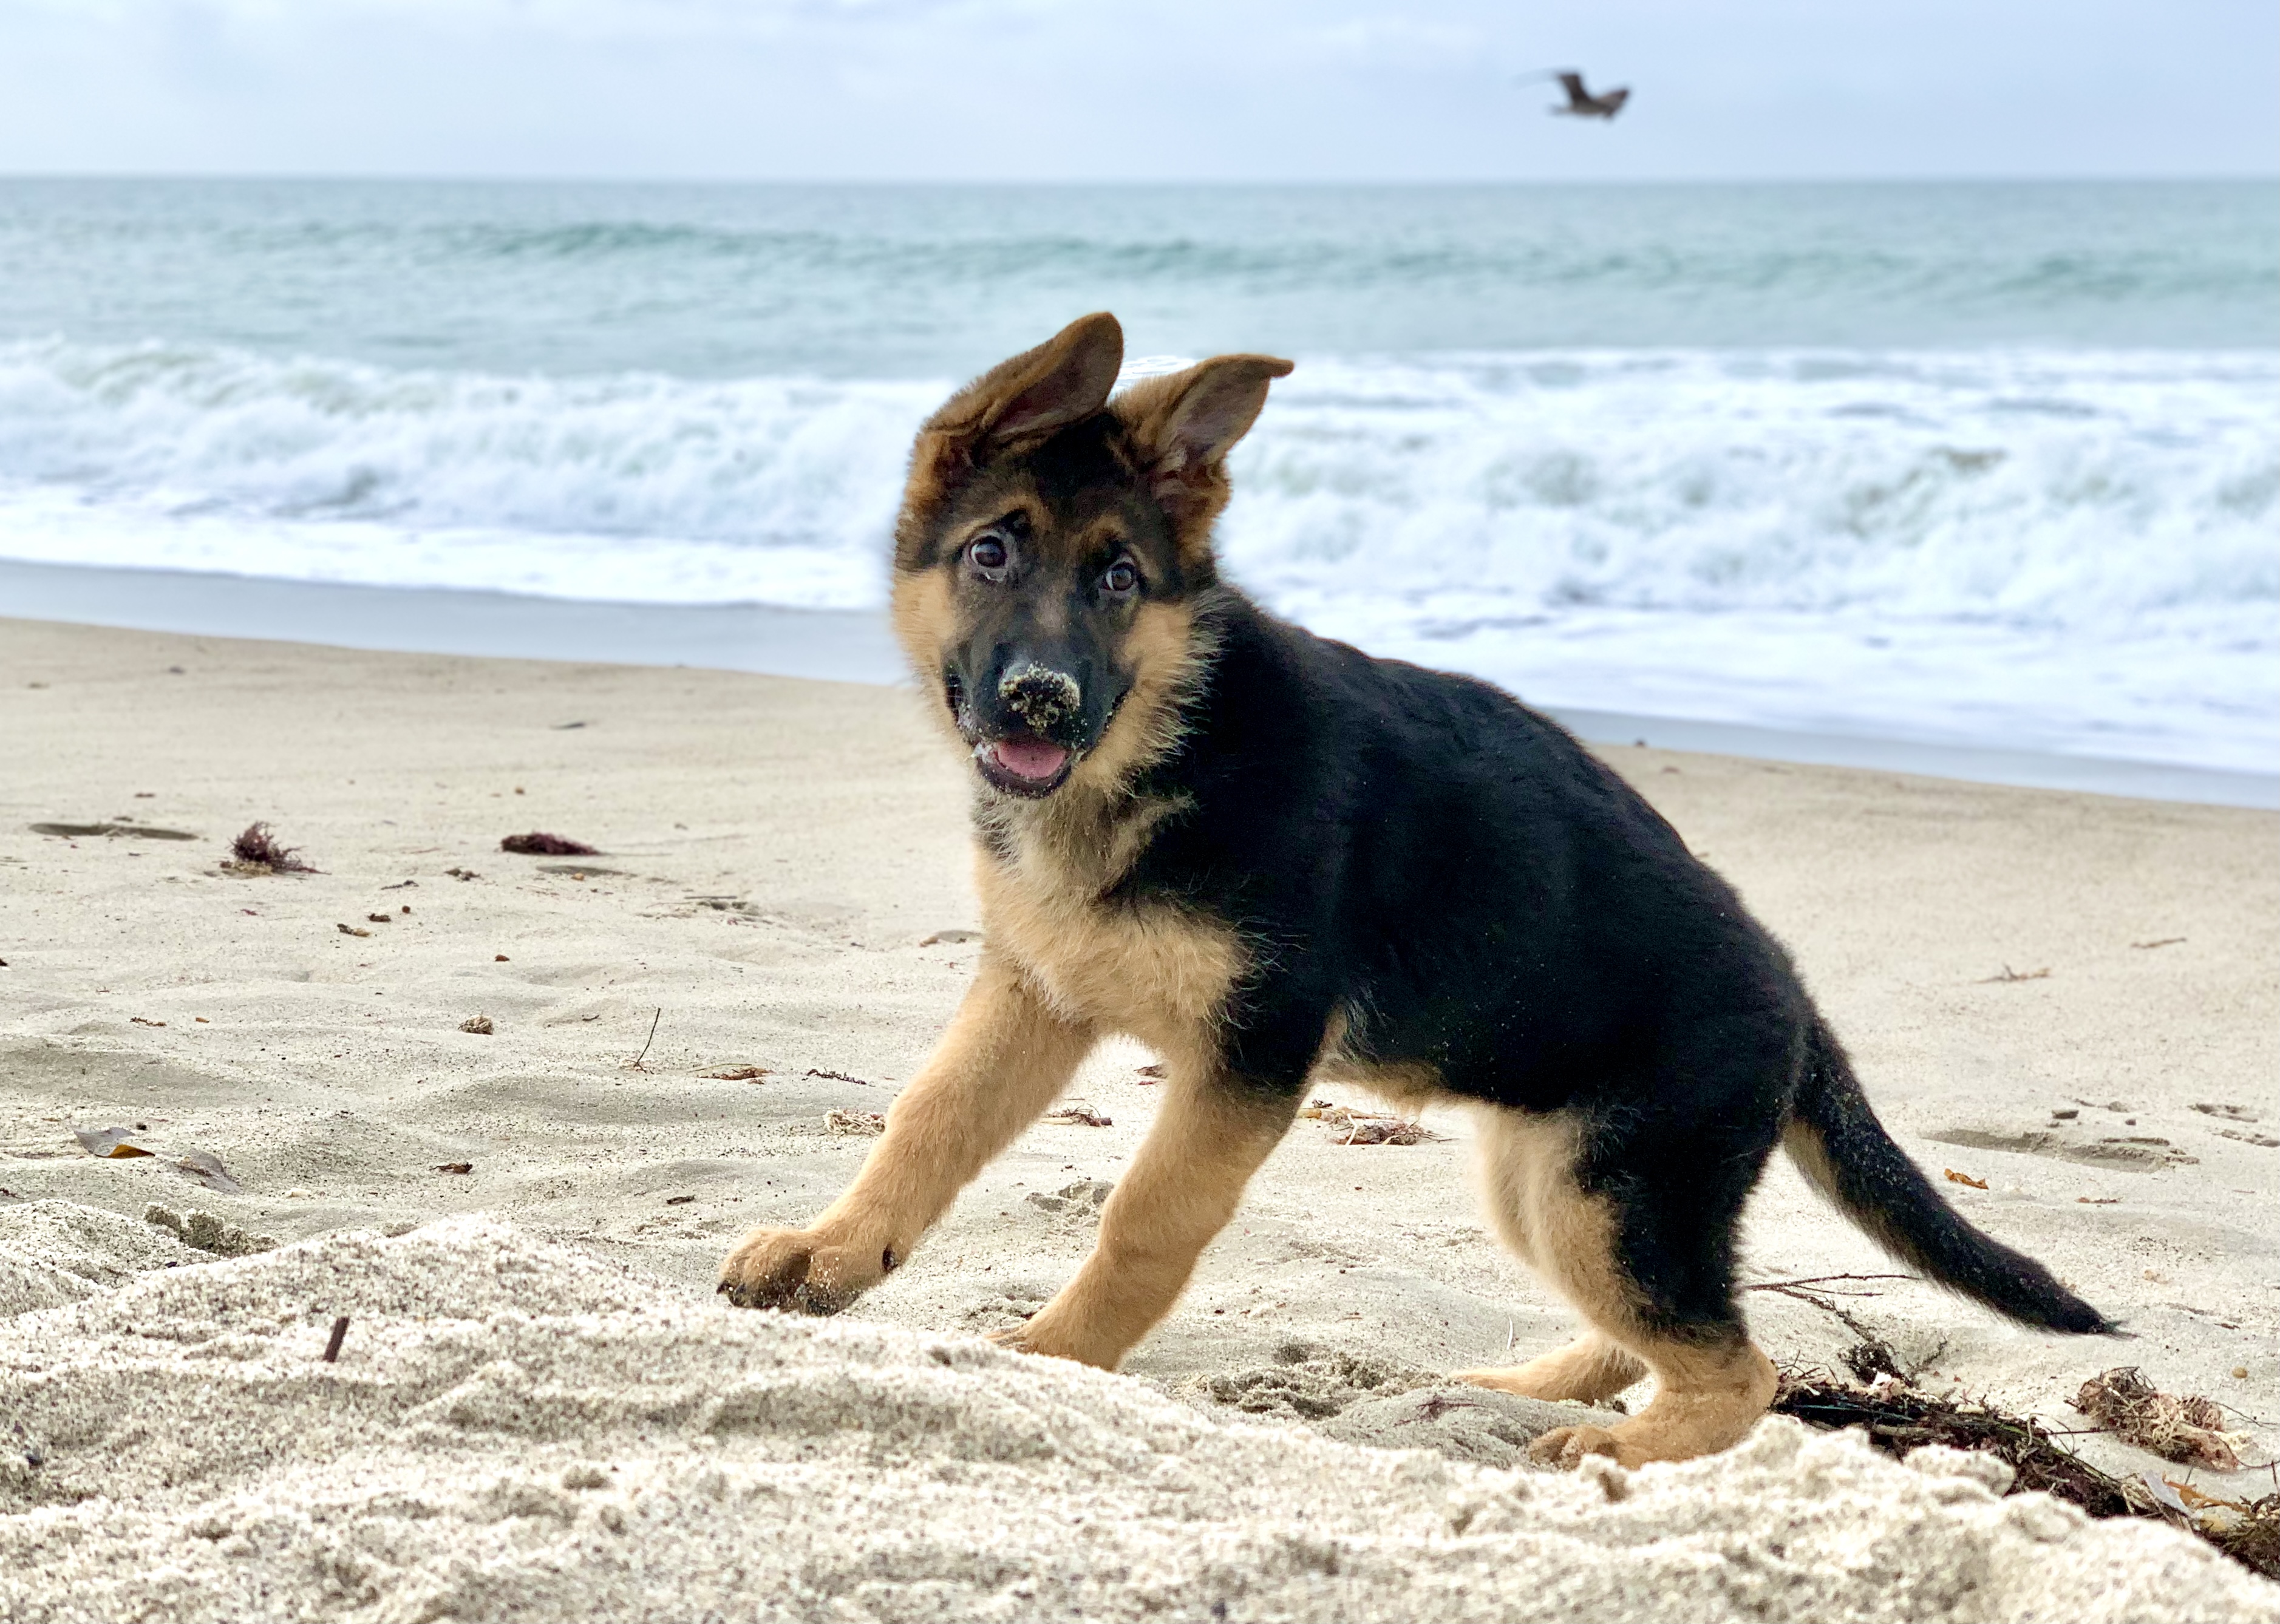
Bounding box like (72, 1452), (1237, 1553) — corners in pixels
(1457, 1332), (1646, 1407)
(1454, 1105), (1778, 1468)
(1452, 1110), (1647, 1406)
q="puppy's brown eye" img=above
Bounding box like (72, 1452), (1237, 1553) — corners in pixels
(1103, 559), (1137, 594)
(968, 535), (1009, 574)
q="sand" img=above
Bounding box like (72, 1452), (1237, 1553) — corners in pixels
(2, 615), (2276, 1621)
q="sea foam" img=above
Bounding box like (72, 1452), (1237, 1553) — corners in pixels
(1, 338), (2273, 770)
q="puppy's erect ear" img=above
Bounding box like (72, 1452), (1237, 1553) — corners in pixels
(923, 311), (1125, 450)
(896, 314), (1125, 571)
(1114, 353), (1295, 541)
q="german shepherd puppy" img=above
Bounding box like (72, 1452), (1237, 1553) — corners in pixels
(719, 313), (2109, 1468)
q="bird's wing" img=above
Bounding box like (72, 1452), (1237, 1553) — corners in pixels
(1602, 87), (1630, 115)
(1557, 72), (1589, 104)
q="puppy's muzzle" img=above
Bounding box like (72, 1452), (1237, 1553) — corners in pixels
(998, 663), (1081, 731)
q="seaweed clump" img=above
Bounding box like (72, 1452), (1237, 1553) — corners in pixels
(1775, 1363), (2278, 1581)
(501, 832), (598, 856)
(2074, 1365), (2245, 1471)
(226, 823), (315, 874)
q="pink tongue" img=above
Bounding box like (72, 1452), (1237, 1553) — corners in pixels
(992, 739), (1070, 780)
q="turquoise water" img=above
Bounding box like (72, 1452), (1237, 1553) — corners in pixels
(4, 179), (2271, 373)
(1, 178), (2275, 769)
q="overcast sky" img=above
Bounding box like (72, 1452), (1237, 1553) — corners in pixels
(1, 0), (2272, 183)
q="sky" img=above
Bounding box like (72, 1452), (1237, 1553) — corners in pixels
(0, 0), (2273, 183)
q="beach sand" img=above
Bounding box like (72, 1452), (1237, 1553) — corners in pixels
(2, 615), (2275, 1621)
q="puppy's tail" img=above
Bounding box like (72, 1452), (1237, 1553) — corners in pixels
(1785, 1019), (2112, 1334)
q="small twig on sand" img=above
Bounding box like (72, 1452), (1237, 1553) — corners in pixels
(625, 1007), (661, 1071)
(1977, 964), (2050, 984)
(1744, 1273), (1919, 1294)
(1744, 1275), (1918, 1349)
(322, 1316), (350, 1364)
(1755, 1284), (1884, 1343)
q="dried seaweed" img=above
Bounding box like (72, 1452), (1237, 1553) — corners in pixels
(500, 832), (599, 856)
(2072, 1366), (2245, 1472)
(1774, 1370), (2277, 1581)
(1776, 1373), (2135, 1514)
(227, 822), (315, 873)
(1042, 1103), (1113, 1127)
(1299, 1102), (1447, 1146)
(2210, 1498), (2280, 1580)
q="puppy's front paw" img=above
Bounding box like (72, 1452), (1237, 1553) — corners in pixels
(716, 1227), (890, 1314)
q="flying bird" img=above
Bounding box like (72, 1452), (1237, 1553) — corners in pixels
(1519, 69), (1630, 120)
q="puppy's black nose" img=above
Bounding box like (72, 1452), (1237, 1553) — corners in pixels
(998, 662), (1081, 730)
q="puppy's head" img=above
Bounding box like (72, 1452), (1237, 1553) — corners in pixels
(891, 313), (1290, 801)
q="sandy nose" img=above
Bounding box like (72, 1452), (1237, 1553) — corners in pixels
(998, 663), (1081, 728)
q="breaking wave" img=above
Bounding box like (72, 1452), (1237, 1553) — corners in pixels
(2, 338), (2271, 620)
(1, 338), (2273, 768)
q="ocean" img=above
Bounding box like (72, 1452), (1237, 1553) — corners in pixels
(1, 178), (2273, 772)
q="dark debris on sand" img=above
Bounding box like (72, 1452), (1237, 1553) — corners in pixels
(1775, 1362), (2278, 1580)
(2073, 1365), (2244, 1472)
(226, 822), (315, 874)
(501, 832), (599, 856)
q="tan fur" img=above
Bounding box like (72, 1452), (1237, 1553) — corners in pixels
(1064, 595), (1216, 795)
(975, 851), (1240, 1061)
(1312, 1010), (1451, 1114)
(1464, 1333), (1649, 1405)
(1454, 1105), (1779, 1467)
(993, 1070), (1298, 1368)
(1522, 1339), (1778, 1470)
(717, 955), (1094, 1311)
(890, 567), (960, 739)
(1783, 1118), (1835, 1181)
(840, 491), (1258, 1351)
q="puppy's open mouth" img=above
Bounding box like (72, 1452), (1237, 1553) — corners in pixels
(976, 736), (1074, 797)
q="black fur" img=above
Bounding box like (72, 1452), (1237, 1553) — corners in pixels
(1109, 586), (2111, 1342)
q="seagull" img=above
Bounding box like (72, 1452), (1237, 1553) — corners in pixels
(1521, 69), (1630, 120)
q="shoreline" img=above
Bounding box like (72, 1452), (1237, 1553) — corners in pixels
(6, 556), (2273, 811)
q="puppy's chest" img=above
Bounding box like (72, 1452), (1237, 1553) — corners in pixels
(977, 844), (1241, 1050)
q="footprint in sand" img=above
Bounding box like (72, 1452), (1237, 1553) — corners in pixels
(1924, 1126), (2197, 1170)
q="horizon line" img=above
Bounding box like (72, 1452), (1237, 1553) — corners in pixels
(2, 170), (2275, 189)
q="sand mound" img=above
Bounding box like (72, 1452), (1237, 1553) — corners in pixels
(0, 1200), (200, 1317)
(2, 1207), (2269, 1623)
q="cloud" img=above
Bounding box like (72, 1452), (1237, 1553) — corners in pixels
(0, 0), (2271, 179)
